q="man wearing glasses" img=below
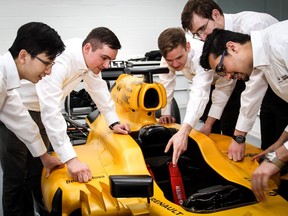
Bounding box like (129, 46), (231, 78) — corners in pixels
(199, 21), (288, 202)
(180, 0), (280, 162)
(30, 54), (55, 69)
(1, 26), (130, 216)
(0, 22), (65, 216)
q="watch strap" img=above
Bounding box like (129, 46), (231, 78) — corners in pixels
(109, 121), (120, 130)
(232, 135), (246, 144)
(265, 151), (286, 169)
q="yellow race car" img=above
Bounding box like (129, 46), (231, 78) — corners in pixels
(38, 67), (288, 216)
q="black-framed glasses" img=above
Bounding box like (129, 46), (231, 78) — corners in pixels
(193, 19), (209, 37)
(215, 50), (227, 76)
(31, 54), (55, 69)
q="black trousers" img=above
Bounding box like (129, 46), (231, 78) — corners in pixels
(260, 86), (288, 150)
(200, 80), (246, 136)
(0, 111), (50, 216)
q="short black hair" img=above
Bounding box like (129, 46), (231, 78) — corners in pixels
(200, 28), (250, 70)
(9, 22), (65, 60)
(82, 27), (121, 51)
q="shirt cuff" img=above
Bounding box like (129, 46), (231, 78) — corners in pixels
(208, 105), (223, 120)
(284, 141), (288, 151)
(285, 125), (288, 133)
(183, 113), (199, 128)
(55, 142), (78, 163)
(103, 110), (119, 127)
(26, 139), (47, 157)
(161, 103), (172, 116)
(236, 114), (257, 133)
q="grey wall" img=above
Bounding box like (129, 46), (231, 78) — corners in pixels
(217, 0), (288, 21)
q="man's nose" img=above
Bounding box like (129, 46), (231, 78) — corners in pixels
(103, 60), (110, 69)
(200, 34), (207, 41)
(45, 67), (52, 75)
(172, 61), (180, 68)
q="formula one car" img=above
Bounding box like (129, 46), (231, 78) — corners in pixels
(38, 67), (288, 216)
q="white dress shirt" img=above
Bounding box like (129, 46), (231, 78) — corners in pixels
(159, 36), (213, 128)
(19, 38), (119, 163)
(0, 72), (5, 106)
(0, 52), (47, 157)
(208, 11), (278, 132)
(251, 20), (288, 132)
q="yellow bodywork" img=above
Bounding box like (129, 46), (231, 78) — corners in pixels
(41, 72), (288, 215)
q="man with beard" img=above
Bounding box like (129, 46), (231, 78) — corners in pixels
(199, 22), (288, 202)
(180, 0), (281, 162)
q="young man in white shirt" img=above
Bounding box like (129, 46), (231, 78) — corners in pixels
(157, 27), (214, 164)
(199, 21), (288, 202)
(179, 0), (279, 162)
(1, 26), (130, 216)
(0, 22), (65, 216)
(35, 27), (130, 180)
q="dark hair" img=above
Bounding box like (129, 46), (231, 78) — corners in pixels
(181, 0), (223, 31)
(200, 28), (250, 70)
(82, 27), (121, 51)
(9, 22), (65, 60)
(158, 27), (187, 58)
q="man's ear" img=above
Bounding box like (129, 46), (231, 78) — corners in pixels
(83, 43), (92, 55)
(18, 49), (29, 64)
(211, 9), (221, 20)
(226, 41), (238, 53)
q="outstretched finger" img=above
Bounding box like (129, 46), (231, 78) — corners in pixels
(172, 149), (180, 165)
(164, 140), (173, 153)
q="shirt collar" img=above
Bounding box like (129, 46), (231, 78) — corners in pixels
(251, 31), (269, 68)
(3, 52), (21, 90)
(183, 50), (194, 70)
(223, 13), (233, 31)
(64, 38), (89, 72)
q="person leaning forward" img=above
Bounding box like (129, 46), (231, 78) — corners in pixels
(1, 26), (131, 216)
(157, 27), (213, 165)
(181, 0), (279, 162)
(0, 22), (65, 216)
(35, 27), (131, 183)
(199, 21), (288, 202)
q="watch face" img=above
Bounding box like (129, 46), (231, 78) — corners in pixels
(265, 151), (276, 161)
(233, 135), (245, 143)
(265, 151), (286, 169)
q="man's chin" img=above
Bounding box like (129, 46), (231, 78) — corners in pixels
(92, 68), (101, 74)
(235, 74), (249, 82)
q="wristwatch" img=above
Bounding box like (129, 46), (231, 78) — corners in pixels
(109, 121), (120, 130)
(264, 151), (286, 169)
(232, 135), (246, 144)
